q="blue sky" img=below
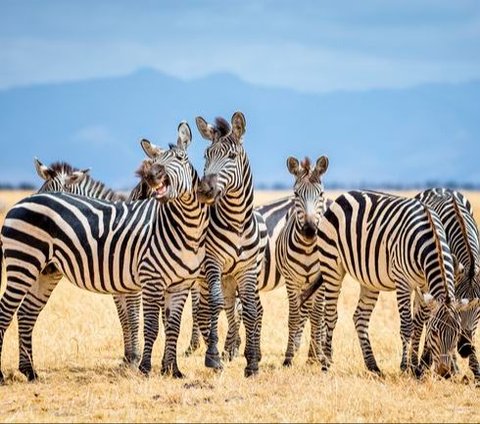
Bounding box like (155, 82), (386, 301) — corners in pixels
(1, 0), (480, 93)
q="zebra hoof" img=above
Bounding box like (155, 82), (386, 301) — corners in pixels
(205, 354), (223, 370)
(19, 367), (39, 382)
(139, 362), (151, 376)
(161, 366), (185, 379)
(282, 358), (293, 367)
(244, 366), (258, 378)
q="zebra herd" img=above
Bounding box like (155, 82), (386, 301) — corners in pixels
(0, 111), (479, 385)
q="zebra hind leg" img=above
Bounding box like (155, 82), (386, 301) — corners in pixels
(222, 287), (242, 361)
(0, 264), (41, 383)
(353, 286), (382, 376)
(17, 266), (61, 380)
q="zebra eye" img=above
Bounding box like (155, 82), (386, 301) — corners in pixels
(228, 151), (237, 159)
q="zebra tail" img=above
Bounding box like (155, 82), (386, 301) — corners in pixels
(300, 273), (324, 307)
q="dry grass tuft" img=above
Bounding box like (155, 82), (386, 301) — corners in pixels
(0, 189), (479, 422)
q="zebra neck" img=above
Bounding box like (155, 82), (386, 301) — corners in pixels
(211, 184), (255, 235)
(292, 217), (317, 249)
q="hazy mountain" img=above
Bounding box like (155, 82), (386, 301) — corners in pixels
(0, 68), (478, 191)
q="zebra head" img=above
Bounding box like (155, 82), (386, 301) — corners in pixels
(422, 293), (462, 378)
(136, 121), (195, 203)
(195, 111), (248, 205)
(34, 158), (90, 193)
(287, 155), (329, 240)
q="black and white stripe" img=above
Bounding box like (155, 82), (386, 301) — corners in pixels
(414, 188), (480, 380)
(0, 122), (207, 381)
(276, 155), (329, 367)
(301, 190), (464, 377)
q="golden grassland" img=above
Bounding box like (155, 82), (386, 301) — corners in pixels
(0, 189), (479, 423)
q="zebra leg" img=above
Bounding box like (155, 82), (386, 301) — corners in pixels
(113, 292), (141, 366)
(283, 284), (302, 367)
(161, 286), (190, 378)
(223, 281), (241, 361)
(196, 278), (211, 345)
(0, 267), (40, 383)
(126, 292), (142, 365)
(184, 284), (202, 356)
(205, 267), (224, 371)
(17, 266), (61, 381)
(410, 300), (428, 374)
(237, 271), (260, 377)
(353, 286), (381, 375)
(254, 289), (263, 362)
(139, 286), (162, 376)
(396, 285), (414, 373)
(307, 290), (327, 370)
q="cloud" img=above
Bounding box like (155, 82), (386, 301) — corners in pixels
(71, 125), (115, 146)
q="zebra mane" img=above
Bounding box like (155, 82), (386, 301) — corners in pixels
(450, 193), (476, 280)
(423, 205), (453, 305)
(214, 117), (231, 138)
(300, 157), (312, 174)
(135, 159), (153, 180)
(48, 161), (77, 175)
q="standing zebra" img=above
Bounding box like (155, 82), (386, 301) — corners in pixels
(276, 155), (329, 367)
(12, 159), (141, 381)
(414, 188), (480, 381)
(0, 122), (207, 382)
(300, 190), (468, 377)
(194, 112), (265, 377)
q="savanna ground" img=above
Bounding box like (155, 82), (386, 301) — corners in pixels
(0, 189), (480, 423)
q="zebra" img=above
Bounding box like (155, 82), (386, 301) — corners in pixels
(10, 159), (141, 381)
(276, 155), (329, 368)
(184, 194), (294, 359)
(414, 188), (480, 381)
(194, 111), (265, 377)
(0, 121), (208, 382)
(300, 189), (471, 377)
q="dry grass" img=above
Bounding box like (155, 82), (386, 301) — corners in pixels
(0, 189), (479, 423)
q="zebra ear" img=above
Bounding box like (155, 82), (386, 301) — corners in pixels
(195, 116), (215, 141)
(140, 139), (162, 158)
(231, 111), (246, 143)
(177, 121), (192, 150)
(312, 156), (329, 180)
(65, 169), (90, 186)
(287, 157), (300, 176)
(34, 157), (54, 181)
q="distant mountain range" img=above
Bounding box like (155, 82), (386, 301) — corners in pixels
(0, 68), (479, 191)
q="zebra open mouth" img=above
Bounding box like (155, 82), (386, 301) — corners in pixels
(153, 176), (170, 200)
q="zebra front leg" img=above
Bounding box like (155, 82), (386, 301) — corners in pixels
(139, 287), (162, 376)
(237, 272), (259, 377)
(17, 267), (61, 380)
(283, 284), (302, 367)
(126, 292), (142, 365)
(254, 289), (263, 363)
(353, 286), (381, 375)
(223, 282), (241, 361)
(396, 284), (414, 373)
(410, 299), (428, 374)
(185, 284), (201, 356)
(161, 286), (190, 378)
(307, 289), (327, 370)
(205, 268), (224, 371)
